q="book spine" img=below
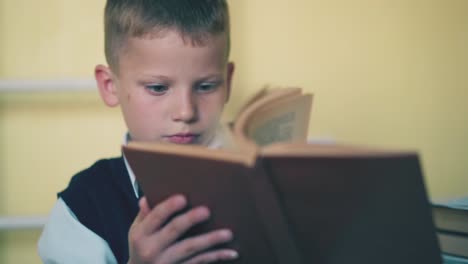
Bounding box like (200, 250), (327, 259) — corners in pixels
(437, 232), (468, 258)
(432, 206), (468, 235)
(244, 159), (303, 264)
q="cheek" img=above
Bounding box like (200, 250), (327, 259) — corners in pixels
(123, 96), (165, 128)
(200, 94), (226, 121)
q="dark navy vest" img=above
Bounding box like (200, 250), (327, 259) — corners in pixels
(59, 157), (139, 264)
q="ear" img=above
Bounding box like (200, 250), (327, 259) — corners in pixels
(225, 62), (235, 103)
(95, 64), (120, 107)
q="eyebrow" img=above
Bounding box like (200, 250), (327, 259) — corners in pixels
(139, 74), (172, 82)
(139, 73), (224, 82)
(198, 74), (224, 81)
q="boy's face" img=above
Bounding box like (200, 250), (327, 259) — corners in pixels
(96, 30), (234, 145)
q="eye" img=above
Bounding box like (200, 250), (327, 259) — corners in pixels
(196, 82), (219, 93)
(145, 84), (168, 95)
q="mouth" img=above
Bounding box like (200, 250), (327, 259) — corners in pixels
(164, 133), (200, 144)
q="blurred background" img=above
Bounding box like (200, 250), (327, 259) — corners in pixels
(0, 0), (467, 262)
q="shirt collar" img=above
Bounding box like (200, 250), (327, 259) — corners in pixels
(122, 134), (140, 198)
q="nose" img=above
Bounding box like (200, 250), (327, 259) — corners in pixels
(171, 90), (198, 123)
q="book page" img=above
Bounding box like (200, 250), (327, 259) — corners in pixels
(233, 86), (270, 120)
(244, 94), (312, 146)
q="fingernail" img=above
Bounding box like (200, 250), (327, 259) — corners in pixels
(220, 229), (233, 240)
(226, 250), (238, 259)
(196, 206), (210, 219)
(173, 195), (186, 206)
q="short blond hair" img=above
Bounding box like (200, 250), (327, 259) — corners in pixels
(104, 0), (230, 73)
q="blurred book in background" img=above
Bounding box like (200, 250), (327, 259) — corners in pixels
(432, 197), (468, 263)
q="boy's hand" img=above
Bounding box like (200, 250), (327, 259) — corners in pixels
(128, 195), (238, 264)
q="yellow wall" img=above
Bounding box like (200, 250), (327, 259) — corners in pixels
(1, 0), (467, 263)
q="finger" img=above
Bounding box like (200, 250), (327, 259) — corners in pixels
(133, 197), (151, 224)
(154, 206), (211, 250)
(182, 249), (239, 264)
(140, 194), (187, 234)
(128, 198), (154, 260)
(158, 228), (234, 264)
(139, 197), (151, 216)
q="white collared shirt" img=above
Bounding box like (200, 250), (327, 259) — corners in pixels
(38, 125), (233, 263)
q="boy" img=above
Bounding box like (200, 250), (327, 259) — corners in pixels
(38, 0), (238, 263)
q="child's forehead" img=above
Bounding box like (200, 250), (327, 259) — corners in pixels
(115, 30), (229, 76)
(123, 28), (227, 50)
(118, 29), (229, 62)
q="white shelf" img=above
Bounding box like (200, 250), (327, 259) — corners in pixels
(0, 216), (48, 230)
(0, 79), (96, 92)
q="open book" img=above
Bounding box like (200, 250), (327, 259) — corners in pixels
(123, 87), (442, 264)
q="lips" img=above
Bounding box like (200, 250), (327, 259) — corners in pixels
(165, 133), (199, 144)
